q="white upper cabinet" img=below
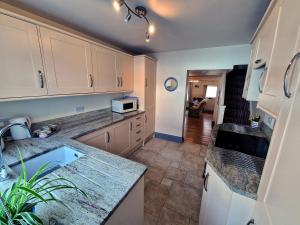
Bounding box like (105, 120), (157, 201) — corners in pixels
(40, 27), (94, 95)
(91, 45), (118, 92)
(117, 52), (134, 92)
(258, 0), (300, 116)
(0, 14), (47, 99)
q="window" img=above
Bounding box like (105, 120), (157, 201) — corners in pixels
(205, 85), (218, 98)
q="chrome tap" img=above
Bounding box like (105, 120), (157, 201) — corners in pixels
(0, 123), (32, 179)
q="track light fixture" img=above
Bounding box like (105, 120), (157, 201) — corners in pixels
(113, 0), (155, 43)
(124, 10), (132, 22)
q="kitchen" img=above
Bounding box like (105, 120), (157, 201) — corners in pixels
(0, 0), (299, 225)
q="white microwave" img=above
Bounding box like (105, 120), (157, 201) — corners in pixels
(112, 98), (138, 113)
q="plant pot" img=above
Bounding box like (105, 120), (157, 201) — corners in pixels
(251, 121), (260, 128)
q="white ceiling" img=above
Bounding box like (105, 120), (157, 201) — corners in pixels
(5, 0), (270, 54)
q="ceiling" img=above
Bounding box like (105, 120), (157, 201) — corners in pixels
(4, 0), (270, 54)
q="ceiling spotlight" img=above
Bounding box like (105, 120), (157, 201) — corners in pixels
(113, 0), (123, 12)
(124, 10), (132, 22)
(145, 32), (150, 43)
(148, 24), (155, 34)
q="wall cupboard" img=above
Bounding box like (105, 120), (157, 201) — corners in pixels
(0, 14), (47, 98)
(0, 12), (134, 100)
(77, 114), (145, 157)
(40, 27), (94, 95)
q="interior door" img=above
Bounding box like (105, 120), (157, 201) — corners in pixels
(92, 45), (118, 92)
(110, 120), (131, 156)
(0, 14), (47, 99)
(40, 27), (93, 95)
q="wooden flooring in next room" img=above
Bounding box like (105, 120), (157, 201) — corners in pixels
(184, 112), (213, 145)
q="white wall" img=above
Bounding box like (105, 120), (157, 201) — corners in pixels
(0, 93), (123, 123)
(152, 44), (251, 137)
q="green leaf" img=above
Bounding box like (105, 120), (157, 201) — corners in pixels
(16, 187), (48, 204)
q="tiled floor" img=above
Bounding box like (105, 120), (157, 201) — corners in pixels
(129, 138), (208, 225)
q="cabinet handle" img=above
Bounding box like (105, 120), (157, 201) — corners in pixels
(106, 132), (110, 143)
(117, 77), (120, 87)
(130, 122), (133, 131)
(145, 78), (148, 88)
(136, 130), (142, 134)
(203, 173), (209, 192)
(145, 115), (148, 123)
(202, 162), (207, 179)
(136, 116), (142, 120)
(283, 52), (300, 98)
(258, 67), (267, 94)
(136, 138), (142, 142)
(38, 70), (44, 88)
(246, 219), (255, 225)
(89, 74), (94, 87)
(120, 77), (123, 87)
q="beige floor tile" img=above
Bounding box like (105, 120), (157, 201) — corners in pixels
(160, 148), (183, 162)
(145, 181), (170, 217)
(185, 173), (204, 190)
(165, 167), (187, 181)
(146, 166), (165, 183)
(165, 182), (201, 220)
(150, 156), (172, 170)
(157, 207), (189, 225)
(145, 213), (158, 225)
(161, 178), (173, 188)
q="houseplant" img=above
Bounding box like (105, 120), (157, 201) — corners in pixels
(249, 115), (261, 128)
(0, 156), (86, 225)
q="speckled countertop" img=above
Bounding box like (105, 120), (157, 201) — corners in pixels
(0, 108), (147, 225)
(206, 123), (269, 200)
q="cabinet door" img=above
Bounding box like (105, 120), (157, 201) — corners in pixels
(92, 45), (118, 92)
(145, 58), (156, 110)
(258, 0), (300, 116)
(200, 164), (232, 225)
(77, 129), (108, 151)
(117, 53), (134, 92)
(110, 120), (131, 156)
(40, 27), (93, 95)
(145, 107), (155, 139)
(243, 37), (262, 100)
(0, 14), (47, 99)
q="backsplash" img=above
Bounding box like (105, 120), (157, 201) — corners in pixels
(0, 93), (124, 123)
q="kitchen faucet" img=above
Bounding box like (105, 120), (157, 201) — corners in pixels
(0, 123), (32, 180)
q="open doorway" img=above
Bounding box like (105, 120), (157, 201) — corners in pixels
(183, 70), (228, 145)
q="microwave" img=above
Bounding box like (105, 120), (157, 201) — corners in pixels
(112, 98), (138, 113)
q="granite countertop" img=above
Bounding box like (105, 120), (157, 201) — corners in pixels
(206, 123), (268, 200)
(1, 108), (147, 225)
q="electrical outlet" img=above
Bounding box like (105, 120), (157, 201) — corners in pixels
(75, 106), (85, 113)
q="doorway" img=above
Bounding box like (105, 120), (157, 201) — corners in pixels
(183, 70), (228, 145)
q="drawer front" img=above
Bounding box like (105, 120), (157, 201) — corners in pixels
(131, 127), (144, 147)
(131, 114), (145, 130)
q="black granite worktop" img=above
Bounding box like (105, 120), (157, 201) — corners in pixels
(206, 123), (269, 199)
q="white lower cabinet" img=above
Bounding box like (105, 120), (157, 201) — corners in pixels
(199, 164), (255, 225)
(77, 114), (145, 156)
(105, 177), (144, 225)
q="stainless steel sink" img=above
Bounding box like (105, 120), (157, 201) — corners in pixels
(10, 146), (85, 179)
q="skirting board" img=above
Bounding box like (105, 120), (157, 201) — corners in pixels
(155, 132), (184, 143)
